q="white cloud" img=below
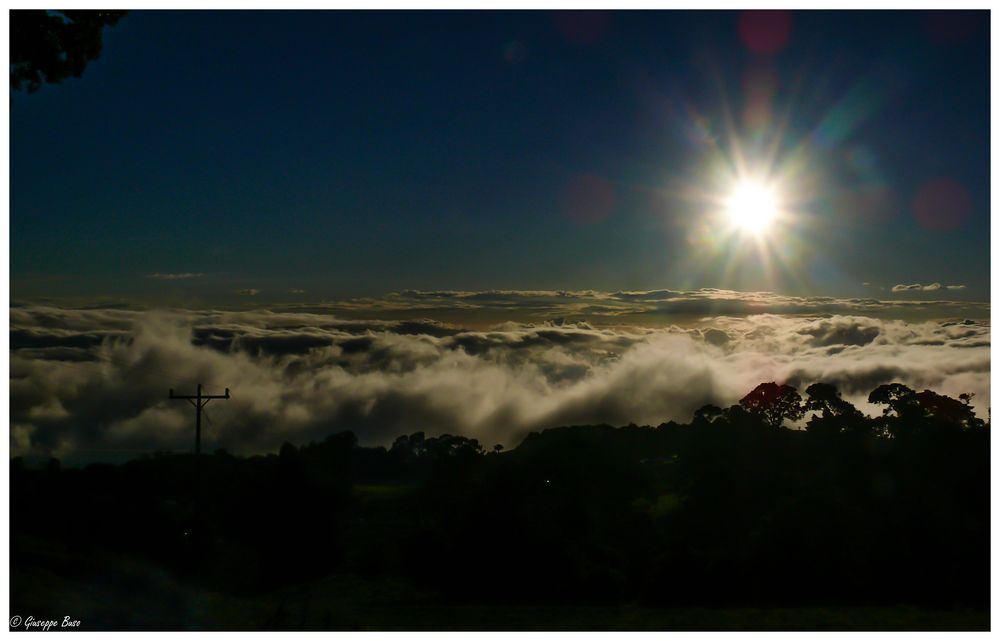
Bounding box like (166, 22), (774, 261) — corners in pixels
(892, 282), (966, 293)
(260, 288), (988, 326)
(147, 273), (203, 280)
(9, 305), (990, 464)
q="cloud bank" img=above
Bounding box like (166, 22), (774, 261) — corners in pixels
(10, 295), (990, 464)
(892, 282), (967, 293)
(213, 287), (987, 328)
(147, 273), (203, 280)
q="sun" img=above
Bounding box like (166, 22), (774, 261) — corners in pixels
(725, 180), (779, 235)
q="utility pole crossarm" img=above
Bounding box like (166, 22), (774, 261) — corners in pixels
(169, 387), (230, 401)
(168, 384), (231, 457)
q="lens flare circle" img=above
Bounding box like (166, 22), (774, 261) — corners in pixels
(725, 180), (778, 235)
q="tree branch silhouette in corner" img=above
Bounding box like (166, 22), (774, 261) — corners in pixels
(10, 10), (128, 93)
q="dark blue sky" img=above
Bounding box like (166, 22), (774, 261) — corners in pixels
(11, 10), (989, 305)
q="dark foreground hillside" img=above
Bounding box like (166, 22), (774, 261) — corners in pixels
(10, 383), (990, 630)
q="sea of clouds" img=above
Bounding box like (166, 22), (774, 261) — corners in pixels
(9, 289), (990, 463)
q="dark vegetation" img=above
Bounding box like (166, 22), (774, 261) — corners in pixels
(10, 382), (989, 630)
(10, 10), (127, 93)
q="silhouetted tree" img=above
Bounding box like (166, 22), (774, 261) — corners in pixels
(692, 404), (724, 425)
(738, 382), (804, 428)
(804, 382), (867, 434)
(279, 441), (299, 459)
(423, 434), (484, 458)
(868, 383), (921, 437)
(914, 389), (985, 430)
(868, 383), (919, 417)
(10, 10), (127, 93)
(391, 431), (426, 458)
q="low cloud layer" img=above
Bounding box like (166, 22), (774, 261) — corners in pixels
(10, 299), (990, 464)
(892, 282), (966, 293)
(147, 273), (203, 280)
(217, 287), (988, 328)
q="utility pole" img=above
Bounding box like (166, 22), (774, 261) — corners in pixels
(169, 384), (230, 539)
(169, 384), (230, 457)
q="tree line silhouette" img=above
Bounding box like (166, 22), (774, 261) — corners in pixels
(11, 381), (989, 628)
